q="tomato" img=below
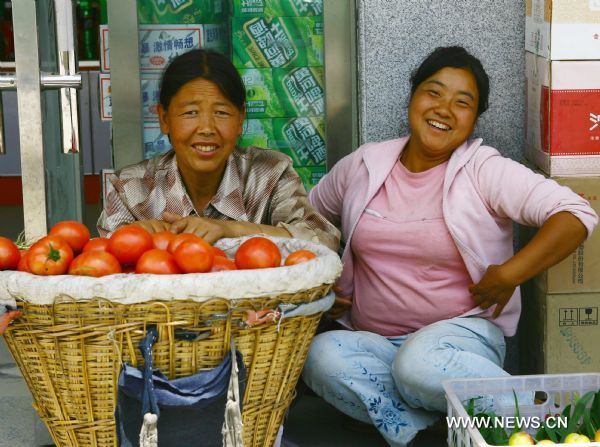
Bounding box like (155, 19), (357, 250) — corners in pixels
(27, 235), (74, 275)
(122, 264), (136, 274)
(17, 250), (31, 273)
(82, 237), (110, 253)
(69, 251), (122, 277)
(212, 246), (227, 258)
(173, 237), (214, 273)
(107, 225), (154, 265)
(0, 309), (21, 335)
(152, 231), (176, 251)
(210, 256), (237, 272)
(284, 249), (317, 266)
(167, 233), (196, 254)
(0, 237), (20, 270)
(49, 221), (91, 253)
(235, 237), (281, 270)
(136, 249), (181, 274)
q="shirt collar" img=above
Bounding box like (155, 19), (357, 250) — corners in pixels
(168, 149), (249, 221)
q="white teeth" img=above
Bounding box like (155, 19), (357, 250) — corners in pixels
(193, 145), (217, 152)
(427, 120), (450, 130)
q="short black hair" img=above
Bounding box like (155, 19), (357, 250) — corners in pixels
(410, 46), (489, 116)
(159, 49), (246, 111)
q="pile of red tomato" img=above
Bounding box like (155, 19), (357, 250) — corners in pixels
(0, 221), (317, 278)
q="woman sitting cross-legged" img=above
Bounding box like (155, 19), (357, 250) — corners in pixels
(301, 46), (598, 447)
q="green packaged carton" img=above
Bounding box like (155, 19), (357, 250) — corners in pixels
(231, 0), (323, 17)
(239, 69), (285, 118)
(100, 0), (107, 24)
(241, 67), (324, 118)
(295, 166), (326, 191)
(240, 117), (326, 167)
(202, 23), (230, 56)
(137, 0), (228, 24)
(239, 118), (275, 149)
(273, 66), (324, 116)
(232, 16), (323, 68)
(272, 116), (326, 166)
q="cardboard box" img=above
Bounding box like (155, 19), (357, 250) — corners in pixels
(230, 0), (322, 17)
(519, 284), (600, 374)
(99, 73), (112, 121)
(231, 17), (323, 68)
(525, 52), (600, 176)
(240, 67), (324, 118)
(239, 118), (275, 148)
(272, 116), (326, 166)
(240, 116), (326, 169)
(525, 0), (600, 60)
(240, 116), (326, 167)
(519, 175), (600, 293)
(239, 69), (285, 118)
(273, 67), (324, 116)
(143, 124), (171, 159)
(100, 24), (228, 73)
(98, 74), (161, 122)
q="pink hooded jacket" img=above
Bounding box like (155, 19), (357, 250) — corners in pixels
(309, 137), (598, 336)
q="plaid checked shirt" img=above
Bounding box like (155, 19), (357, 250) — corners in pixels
(97, 147), (340, 251)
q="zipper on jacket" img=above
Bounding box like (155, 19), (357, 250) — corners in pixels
(441, 143), (488, 275)
(342, 154), (380, 262)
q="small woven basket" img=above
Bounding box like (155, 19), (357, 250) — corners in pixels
(0, 236), (342, 447)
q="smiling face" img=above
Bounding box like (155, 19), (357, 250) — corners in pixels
(404, 67), (479, 171)
(158, 77), (245, 183)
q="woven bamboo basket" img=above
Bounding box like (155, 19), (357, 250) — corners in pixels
(0, 236), (342, 447)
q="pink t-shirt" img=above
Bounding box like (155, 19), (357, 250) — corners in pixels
(350, 160), (476, 336)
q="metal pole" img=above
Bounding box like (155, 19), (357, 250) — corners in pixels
(13, 0), (48, 241)
(324, 0), (359, 166)
(107, 0), (143, 169)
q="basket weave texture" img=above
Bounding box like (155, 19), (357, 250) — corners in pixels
(1, 237), (341, 447)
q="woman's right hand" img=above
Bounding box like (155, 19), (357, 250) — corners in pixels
(132, 219), (171, 234)
(326, 286), (352, 319)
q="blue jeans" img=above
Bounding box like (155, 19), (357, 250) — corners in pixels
(301, 317), (508, 447)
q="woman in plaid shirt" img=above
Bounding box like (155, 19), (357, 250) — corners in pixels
(98, 49), (339, 252)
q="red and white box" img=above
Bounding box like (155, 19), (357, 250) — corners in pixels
(525, 0), (600, 60)
(525, 51), (600, 176)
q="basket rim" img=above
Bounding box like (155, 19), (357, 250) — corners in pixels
(0, 236), (342, 305)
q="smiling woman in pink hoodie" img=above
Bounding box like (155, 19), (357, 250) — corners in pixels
(302, 46), (598, 447)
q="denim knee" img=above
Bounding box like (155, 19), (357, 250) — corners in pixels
(302, 331), (346, 387)
(391, 343), (446, 412)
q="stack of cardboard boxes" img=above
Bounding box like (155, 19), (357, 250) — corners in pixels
(98, 0), (327, 192)
(520, 0), (600, 374)
(231, 0), (326, 191)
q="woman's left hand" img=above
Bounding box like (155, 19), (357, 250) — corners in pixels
(468, 264), (518, 318)
(163, 211), (235, 244)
